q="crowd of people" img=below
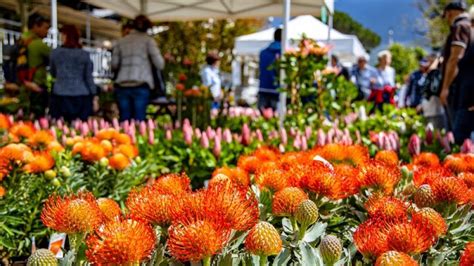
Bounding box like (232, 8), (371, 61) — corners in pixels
(1, 1), (473, 144)
(257, 1), (474, 144)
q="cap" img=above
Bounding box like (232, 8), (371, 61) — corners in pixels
(443, 1), (467, 17)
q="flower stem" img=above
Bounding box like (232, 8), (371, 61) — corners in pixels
(259, 255), (268, 266)
(298, 223), (308, 241)
(202, 257), (211, 266)
(290, 217), (298, 232)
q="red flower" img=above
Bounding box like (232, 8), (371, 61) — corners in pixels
(86, 218), (156, 264)
(460, 242), (474, 266)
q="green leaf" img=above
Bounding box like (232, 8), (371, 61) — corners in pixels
(299, 241), (321, 266)
(282, 218), (293, 234)
(272, 248), (291, 266)
(303, 222), (327, 243)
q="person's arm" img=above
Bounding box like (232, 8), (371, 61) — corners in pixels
(440, 45), (465, 105)
(148, 39), (165, 70)
(84, 53), (97, 95)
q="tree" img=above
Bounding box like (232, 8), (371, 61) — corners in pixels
(417, 0), (474, 48)
(389, 43), (427, 84)
(332, 11), (382, 51)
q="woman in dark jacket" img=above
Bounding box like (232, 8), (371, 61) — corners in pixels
(50, 25), (96, 121)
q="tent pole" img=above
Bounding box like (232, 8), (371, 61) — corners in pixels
(279, 0), (290, 128)
(51, 0), (58, 48)
(327, 10), (333, 65)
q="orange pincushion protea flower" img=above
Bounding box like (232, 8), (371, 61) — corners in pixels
(113, 144), (138, 159)
(358, 161), (401, 195)
(335, 164), (360, 197)
(86, 218), (156, 264)
(96, 198), (122, 221)
(41, 192), (104, 234)
(169, 191), (206, 224)
(0, 157), (9, 181)
(444, 155), (469, 174)
(151, 173), (191, 196)
(8, 122), (36, 140)
(204, 182), (259, 231)
(460, 172), (474, 189)
(375, 150), (399, 166)
(413, 166), (451, 187)
(413, 152), (440, 167)
(212, 167), (250, 187)
(23, 152), (55, 173)
(365, 195), (407, 222)
(0, 143), (33, 163)
(387, 221), (436, 255)
(0, 185), (6, 197)
(255, 168), (291, 192)
(300, 161), (343, 200)
(411, 208), (446, 237)
(126, 187), (174, 226)
(272, 187), (308, 217)
(254, 146), (280, 162)
(353, 218), (393, 258)
(28, 130), (55, 149)
(375, 251), (418, 266)
(245, 221), (282, 257)
(237, 155), (260, 174)
(108, 153), (131, 170)
(167, 219), (230, 262)
(312, 144), (369, 166)
(431, 176), (470, 205)
(460, 242), (474, 266)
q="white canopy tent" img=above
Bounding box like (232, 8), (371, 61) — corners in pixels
(235, 15), (368, 64)
(83, 0), (334, 21)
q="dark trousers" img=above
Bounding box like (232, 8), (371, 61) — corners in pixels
(115, 84), (150, 121)
(50, 94), (93, 122)
(28, 90), (48, 117)
(258, 91), (279, 111)
(453, 108), (474, 145)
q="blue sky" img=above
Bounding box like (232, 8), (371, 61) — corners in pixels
(335, 0), (428, 46)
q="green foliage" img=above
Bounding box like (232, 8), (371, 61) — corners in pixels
(389, 43), (427, 84)
(332, 11), (382, 51)
(417, 0), (474, 48)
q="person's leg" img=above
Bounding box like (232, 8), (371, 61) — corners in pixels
(116, 87), (132, 121)
(76, 95), (93, 121)
(453, 109), (474, 145)
(29, 90), (48, 117)
(131, 86), (150, 121)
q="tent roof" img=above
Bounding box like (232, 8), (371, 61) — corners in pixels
(0, 0), (121, 39)
(83, 0), (334, 21)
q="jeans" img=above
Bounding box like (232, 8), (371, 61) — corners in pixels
(258, 92), (279, 111)
(50, 94), (92, 122)
(115, 85), (150, 121)
(453, 108), (474, 145)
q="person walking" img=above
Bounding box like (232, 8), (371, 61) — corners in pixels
(200, 52), (222, 109)
(258, 28), (282, 111)
(350, 55), (377, 101)
(20, 14), (51, 117)
(405, 58), (431, 108)
(49, 25), (96, 121)
(439, 1), (474, 144)
(112, 15), (165, 121)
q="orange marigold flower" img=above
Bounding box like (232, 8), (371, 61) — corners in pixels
(431, 176), (470, 205)
(375, 251), (418, 266)
(126, 187), (173, 226)
(387, 221), (436, 255)
(41, 192), (104, 234)
(167, 219), (230, 262)
(245, 221), (282, 257)
(353, 218), (393, 258)
(460, 242), (474, 266)
(47, 141), (64, 152)
(0, 157), (9, 181)
(413, 166), (452, 187)
(237, 155), (260, 174)
(272, 187), (308, 217)
(95, 128), (116, 140)
(255, 168), (291, 192)
(212, 167), (250, 187)
(0, 185), (6, 197)
(86, 218), (156, 264)
(365, 195), (407, 222)
(8, 122), (36, 140)
(108, 153), (131, 170)
(113, 133), (132, 145)
(375, 150), (399, 166)
(97, 198), (122, 221)
(204, 182), (259, 231)
(151, 173), (191, 196)
(358, 161), (401, 195)
(23, 152), (55, 173)
(0, 114), (11, 129)
(28, 130), (55, 149)
(113, 144), (139, 159)
(411, 208), (446, 237)
(99, 139), (113, 154)
(413, 152), (440, 167)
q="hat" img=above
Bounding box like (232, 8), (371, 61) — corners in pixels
(443, 1), (467, 17)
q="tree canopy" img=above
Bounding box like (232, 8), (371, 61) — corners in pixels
(332, 11), (382, 51)
(389, 43), (427, 84)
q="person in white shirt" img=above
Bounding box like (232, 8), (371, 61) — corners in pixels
(201, 53), (222, 109)
(368, 50), (396, 114)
